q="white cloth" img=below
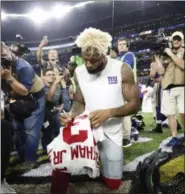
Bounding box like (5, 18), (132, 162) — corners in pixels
(1, 90), (5, 112)
(142, 86), (154, 113)
(47, 111), (101, 178)
(75, 57), (125, 146)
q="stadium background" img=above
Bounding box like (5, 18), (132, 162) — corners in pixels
(1, 1), (185, 194)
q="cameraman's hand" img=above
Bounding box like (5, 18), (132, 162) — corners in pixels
(39, 39), (48, 48)
(154, 55), (162, 63)
(164, 48), (173, 57)
(154, 54), (165, 75)
(54, 75), (63, 84)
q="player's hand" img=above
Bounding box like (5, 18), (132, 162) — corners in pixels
(60, 113), (73, 126)
(164, 48), (173, 57)
(89, 109), (112, 129)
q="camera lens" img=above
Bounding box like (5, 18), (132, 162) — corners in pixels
(1, 58), (11, 69)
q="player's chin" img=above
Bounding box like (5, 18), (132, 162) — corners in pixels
(87, 68), (99, 74)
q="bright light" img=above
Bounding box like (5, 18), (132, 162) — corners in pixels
(1, 11), (7, 20)
(27, 8), (50, 24)
(52, 5), (72, 18)
(74, 1), (94, 8)
(1, 1), (94, 22)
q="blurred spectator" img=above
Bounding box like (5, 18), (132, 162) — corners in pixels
(137, 81), (144, 109)
(41, 68), (71, 150)
(117, 37), (137, 80)
(43, 68), (64, 111)
(36, 38), (71, 112)
(117, 38), (137, 148)
(36, 37), (69, 86)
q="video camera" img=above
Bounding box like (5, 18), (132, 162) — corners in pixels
(1, 58), (12, 70)
(71, 45), (81, 56)
(10, 34), (30, 56)
(131, 29), (172, 56)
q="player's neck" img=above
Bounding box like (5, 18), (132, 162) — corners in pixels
(100, 56), (108, 72)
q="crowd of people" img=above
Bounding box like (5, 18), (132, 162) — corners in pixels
(1, 27), (184, 193)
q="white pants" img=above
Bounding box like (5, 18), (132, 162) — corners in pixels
(99, 137), (123, 179)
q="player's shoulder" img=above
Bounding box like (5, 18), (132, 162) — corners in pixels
(108, 56), (123, 67)
(75, 64), (87, 78)
(75, 64), (86, 73)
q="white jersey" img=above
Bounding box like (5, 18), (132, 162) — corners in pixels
(75, 56), (125, 146)
(142, 86), (154, 113)
(47, 112), (100, 178)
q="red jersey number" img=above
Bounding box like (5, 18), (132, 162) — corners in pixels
(63, 122), (88, 144)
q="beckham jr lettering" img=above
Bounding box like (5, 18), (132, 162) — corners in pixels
(53, 145), (97, 165)
(47, 113), (100, 176)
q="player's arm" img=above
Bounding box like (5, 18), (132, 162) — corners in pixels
(110, 63), (140, 117)
(70, 72), (85, 118)
(60, 71), (85, 125)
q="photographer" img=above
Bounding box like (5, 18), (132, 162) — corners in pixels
(149, 55), (181, 134)
(1, 42), (45, 167)
(160, 31), (184, 147)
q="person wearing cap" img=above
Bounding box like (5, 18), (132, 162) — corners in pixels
(52, 28), (139, 194)
(160, 31), (185, 147)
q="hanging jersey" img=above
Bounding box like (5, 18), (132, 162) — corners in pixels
(75, 56), (125, 146)
(47, 112), (100, 178)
